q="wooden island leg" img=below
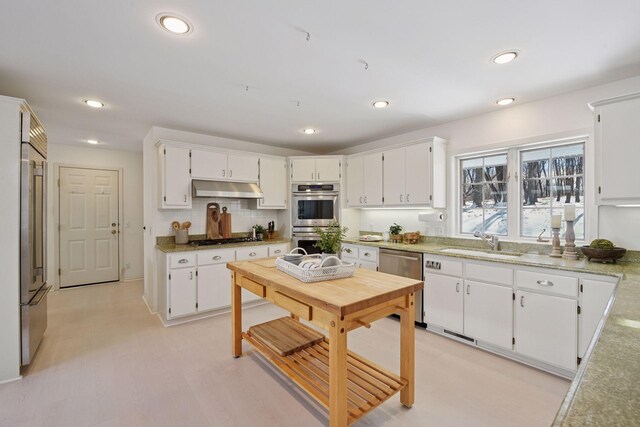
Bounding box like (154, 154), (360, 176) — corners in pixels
(231, 272), (242, 358)
(400, 292), (416, 407)
(329, 316), (348, 427)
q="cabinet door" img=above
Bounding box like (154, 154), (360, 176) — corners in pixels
(346, 156), (364, 207)
(464, 280), (513, 349)
(579, 279), (616, 357)
(163, 146), (192, 207)
(169, 267), (197, 318)
(362, 152), (383, 206)
(228, 155), (259, 182)
(258, 157), (287, 208)
(383, 147), (406, 206)
(404, 142), (431, 206)
(291, 158), (317, 182)
(315, 158), (341, 182)
(424, 273), (463, 334)
(597, 97), (640, 202)
(197, 264), (231, 311)
(191, 150), (227, 180)
(359, 260), (378, 271)
(515, 290), (577, 371)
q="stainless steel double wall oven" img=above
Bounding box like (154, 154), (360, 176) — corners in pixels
(291, 183), (340, 254)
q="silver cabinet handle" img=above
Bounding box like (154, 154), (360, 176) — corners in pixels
(359, 196), (363, 204)
(536, 280), (554, 286)
(189, 271), (193, 280)
(249, 252), (257, 257)
(213, 256), (222, 260)
(400, 194), (403, 203)
(456, 282), (460, 293)
(274, 249), (282, 254)
(222, 169), (225, 177)
(363, 252), (370, 257)
(406, 194), (410, 203)
(520, 296), (524, 307)
(345, 248), (352, 254)
(364, 196), (367, 204)
(466, 284), (470, 295)
(184, 194), (187, 202)
(178, 259), (188, 264)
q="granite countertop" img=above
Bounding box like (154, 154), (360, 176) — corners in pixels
(344, 237), (640, 425)
(156, 238), (291, 253)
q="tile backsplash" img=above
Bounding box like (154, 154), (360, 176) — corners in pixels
(155, 199), (280, 236)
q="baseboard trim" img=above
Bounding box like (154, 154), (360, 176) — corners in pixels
(124, 276), (143, 283)
(142, 295), (156, 314)
(163, 300), (270, 327)
(0, 375), (22, 385)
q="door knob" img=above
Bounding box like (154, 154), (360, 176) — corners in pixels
(111, 230), (117, 235)
(112, 223), (116, 227)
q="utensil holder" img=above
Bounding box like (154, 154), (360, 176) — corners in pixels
(175, 229), (189, 245)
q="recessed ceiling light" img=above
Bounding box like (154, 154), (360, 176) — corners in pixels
(373, 101), (390, 108)
(492, 51), (519, 64)
(156, 13), (193, 35)
(84, 99), (104, 108)
(303, 128), (316, 135)
(496, 98), (515, 106)
(86, 139), (101, 145)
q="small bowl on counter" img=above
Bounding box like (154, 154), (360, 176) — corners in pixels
(580, 246), (627, 263)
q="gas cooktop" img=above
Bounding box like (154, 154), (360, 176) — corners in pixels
(189, 237), (259, 246)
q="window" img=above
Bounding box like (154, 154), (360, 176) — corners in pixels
(521, 143), (584, 240)
(460, 154), (508, 235)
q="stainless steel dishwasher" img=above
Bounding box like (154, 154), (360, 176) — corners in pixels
(378, 248), (424, 324)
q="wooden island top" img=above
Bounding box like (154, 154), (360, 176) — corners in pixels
(228, 257), (423, 427)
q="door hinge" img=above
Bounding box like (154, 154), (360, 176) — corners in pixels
(577, 305), (581, 315)
(169, 273), (171, 280)
(169, 307), (171, 314)
(382, 154), (385, 161)
(429, 146), (432, 153)
(597, 114), (601, 122)
(196, 302), (198, 309)
(164, 196), (166, 202)
(577, 356), (582, 365)
(189, 168), (191, 174)
(512, 337), (515, 345)
(429, 195), (433, 201)
(580, 284), (583, 293)
(189, 151), (192, 157)
(57, 179), (60, 187)
(196, 270), (198, 277)
(58, 268), (61, 275)
(598, 186), (601, 194)
(382, 196), (385, 203)
(512, 292), (515, 301)
(164, 149), (166, 155)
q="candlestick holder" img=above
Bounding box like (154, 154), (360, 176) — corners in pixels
(562, 220), (579, 260)
(550, 227), (562, 258)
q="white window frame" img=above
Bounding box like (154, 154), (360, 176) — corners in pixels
(455, 135), (590, 244)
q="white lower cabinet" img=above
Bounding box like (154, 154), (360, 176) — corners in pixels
(341, 244), (378, 271)
(169, 266), (197, 318)
(424, 273), (463, 334)
(514, 290), (578, 372)
(359, 260), (378, 271)
(463, 280), (513, 349)
(579, 279), (616, 357)
(197, 263), (231, 311)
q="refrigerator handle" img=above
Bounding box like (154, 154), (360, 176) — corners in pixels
(42, 161), (47, 282)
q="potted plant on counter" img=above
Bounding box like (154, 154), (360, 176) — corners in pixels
(389, 223), (403, 243)
(253, 224), (266, 241)
(314, 220), (348, 266)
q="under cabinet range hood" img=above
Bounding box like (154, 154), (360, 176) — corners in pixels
(192, 180), (264, 199)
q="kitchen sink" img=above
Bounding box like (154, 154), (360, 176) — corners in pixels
(440, 248), (523, 260)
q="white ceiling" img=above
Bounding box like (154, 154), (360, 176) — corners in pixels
(1, 1), (639, 153)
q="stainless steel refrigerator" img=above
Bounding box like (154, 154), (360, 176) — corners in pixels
(20, 108), (50, 366)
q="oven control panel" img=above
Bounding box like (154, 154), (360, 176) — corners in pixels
(424, 260), (442, 270)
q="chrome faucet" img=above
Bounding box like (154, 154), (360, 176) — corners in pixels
(474, 231), (500, 251)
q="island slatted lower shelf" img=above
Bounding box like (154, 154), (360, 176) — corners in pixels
(243, 319), (408, 425)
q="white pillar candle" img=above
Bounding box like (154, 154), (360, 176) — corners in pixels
(551, 214), (562, 228)
(564, 204), (576, 221)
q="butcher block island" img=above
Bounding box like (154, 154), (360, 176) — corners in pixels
(227, 257), (424, 427)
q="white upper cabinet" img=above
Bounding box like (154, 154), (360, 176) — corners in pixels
(159, 145), (192, 209)
(227, 154), (259, 182)
(191, 150), (227, 180)
(591, 93), (640, 204)
(346, 156), (364, 207)
(258, 157), (287, 209)
(346, 153), (383, 207)
(290, 157), (341, 183)
(404, 143), (431, 206)
(382, 147), (406, 206)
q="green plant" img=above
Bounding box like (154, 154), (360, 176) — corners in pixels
(313, 220), (348, 254)
(253, 224), (266, 234)
(389, 223), (403, 235)
(590, 239), (615, 249)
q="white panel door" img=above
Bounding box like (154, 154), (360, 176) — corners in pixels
(59, 167), (119, 287)
(579, 279), (616, 357)
(315, 158), (341, 182)
(163, 146), (192, 206)
(258, 157), (287, 209)
(362, 152), (383, 206)
(228, 155), (259, 182)
(346, 156), (364, 207)
(464, 280), (513, 349)
(191, 150), (227, 180)
(291, 158), (317, 182)
(515, 290), (577, 371)
(169, 267), (197, 318)
(404, 142), (431, 206)
(424, 273), (463, 333)
(382, 147), (406, 206)
(197, 263), (231, 311)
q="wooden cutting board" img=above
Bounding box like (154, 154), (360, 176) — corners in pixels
(206, 202), (221, 239)
(248, 317), (324, 356)
(220, 206), (232, 239)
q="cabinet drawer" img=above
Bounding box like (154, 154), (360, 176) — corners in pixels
(466, 262), (513, 286)
(239, 276), (266, 298)
(273, 292), (312, 321)
(358, 247), (378, 263)
(341, 244), (358, 258)
(236, 246), (269, 260)
(197, 249), (235, 266)
(268, 244), (289, 257)
(516, 270), (578, 298)
(424, 257), (463, 277)
(168, 253), (196, 268)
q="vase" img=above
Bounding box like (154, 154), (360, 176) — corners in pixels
(321, 253), (339, 266)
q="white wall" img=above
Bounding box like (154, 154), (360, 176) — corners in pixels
(0, 97), (23, 383)
(47, 144), (144, 285)
(337, 75), (640, 249)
